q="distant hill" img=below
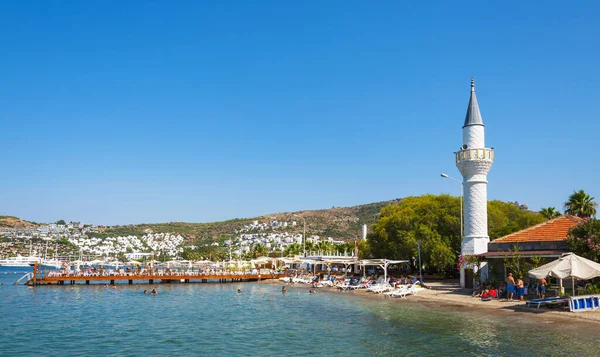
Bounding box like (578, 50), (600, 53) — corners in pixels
(91, 199), (402, 243)
(0, 216), (40, 229)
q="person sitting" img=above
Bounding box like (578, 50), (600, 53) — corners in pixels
(481, 287), (498, 301)
(473, 287), (486, 297)
(480, 289), (492, 301)
(488, 287), (498, 298)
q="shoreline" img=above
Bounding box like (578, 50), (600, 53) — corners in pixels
(264, 279), (600, 325)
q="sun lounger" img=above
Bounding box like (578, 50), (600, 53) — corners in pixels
(526, 297), (569, 308)
(370, 283), (394, 294)
(569, 295), (600, 312)
(383, 285), (409, 297)
(396, 285), (419, 298)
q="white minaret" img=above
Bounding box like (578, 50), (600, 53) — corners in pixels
(456, 78), (494, 288)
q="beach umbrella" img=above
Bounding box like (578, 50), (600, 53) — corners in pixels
(528, 253), (600, 295)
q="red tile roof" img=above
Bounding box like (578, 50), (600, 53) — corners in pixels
(484, 250), (565, 258)
(490, 215), (582, 244)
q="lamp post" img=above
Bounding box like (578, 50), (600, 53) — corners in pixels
(417, 240), (423, 285)
(293, 215), (307, 257)
(441, 173), (463, 238)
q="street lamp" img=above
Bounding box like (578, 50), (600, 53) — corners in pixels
(294, 215), (306, 257)
(441, 173), (463, 238)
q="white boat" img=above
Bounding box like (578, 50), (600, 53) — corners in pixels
(0, 255), (42, 267)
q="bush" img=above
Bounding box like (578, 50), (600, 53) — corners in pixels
(566, 218), (600, 262)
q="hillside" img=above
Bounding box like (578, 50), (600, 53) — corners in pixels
(0, 216), (40, 229)
(92, 199), (402, 243)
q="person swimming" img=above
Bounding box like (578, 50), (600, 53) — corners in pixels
(151, 288), (158, 296)
(282, 286), (287, 293)
(237, 289), (241, 293)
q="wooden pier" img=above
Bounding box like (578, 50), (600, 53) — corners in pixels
(27, 262), (288, 286)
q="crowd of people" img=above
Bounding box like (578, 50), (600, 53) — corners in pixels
(473, 272), (550, 302)
(41, 266), (280, 279)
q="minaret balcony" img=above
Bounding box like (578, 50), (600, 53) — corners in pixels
(455, 148), (494, 164)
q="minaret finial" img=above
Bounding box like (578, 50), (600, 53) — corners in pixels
(471, 77), (475, 92)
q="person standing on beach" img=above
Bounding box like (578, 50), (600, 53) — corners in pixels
(538, 277), (548, 299)
(506, 273), (516, 301)
(516, 277), (525, 301)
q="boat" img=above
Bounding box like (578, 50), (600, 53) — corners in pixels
(0, 255), (42, 267)
(26, 242), (64, 268)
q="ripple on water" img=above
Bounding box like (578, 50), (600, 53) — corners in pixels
(1, 273), (599, 357)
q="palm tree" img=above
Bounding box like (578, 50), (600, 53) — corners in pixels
(284, 243), (301, 257)
(564, 189), (598, 218)
(539, 207), (561, 220)
(250, 243), (268, 259)
(316, 241), (333, 255)
(304, 240), (315, 255)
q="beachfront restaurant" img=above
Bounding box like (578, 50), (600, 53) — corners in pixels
(484, 214), (582, 294)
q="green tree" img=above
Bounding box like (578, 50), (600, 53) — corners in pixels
(368, 194), (546, 274)
(539, 207), (561, 220)
(357, 240), (371, 259)
(566, 218), (600, 261)
(564, 190), (598, 218)
(503, 245), (528, 280)
(368, 195), (460, 272)
(56, 219), (66, 225)
(284, 243), (302, 257)
(316, 241), (333, 255)
(181, 249), (202, 261)
(304, 240), (315, 254)
(487, 200), (545, 239)
(251, 243), (268, 259)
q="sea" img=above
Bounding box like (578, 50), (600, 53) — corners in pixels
(1, 267), (598, 357)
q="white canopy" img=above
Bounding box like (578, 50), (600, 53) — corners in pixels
(277, 257), (303, 265)
(358, 259), (409, 282)
(193, 260), (213, 265)
(251, 257), (272, 265)
(529, 253), (600, 280)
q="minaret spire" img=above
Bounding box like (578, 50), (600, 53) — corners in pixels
(463, 77), (483, 128)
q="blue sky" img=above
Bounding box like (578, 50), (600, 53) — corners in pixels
(1, 1), (598, 225)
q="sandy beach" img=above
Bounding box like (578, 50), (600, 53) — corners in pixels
(267, 279), (600, 325)
(409, 281), (600, 324)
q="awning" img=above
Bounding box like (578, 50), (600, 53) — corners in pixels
(358, 259), (409, 282)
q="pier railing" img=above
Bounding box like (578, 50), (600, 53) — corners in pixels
(28, 262), (289, 285)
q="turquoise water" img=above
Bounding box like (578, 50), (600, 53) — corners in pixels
(1, 267), (598, 356)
